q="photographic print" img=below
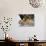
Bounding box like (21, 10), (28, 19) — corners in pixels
(19, 14), (34, 26)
